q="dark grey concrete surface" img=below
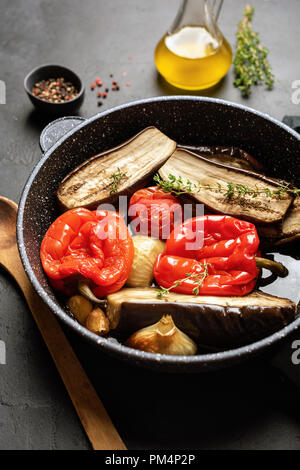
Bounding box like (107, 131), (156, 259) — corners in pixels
(0, 0), (300, 450)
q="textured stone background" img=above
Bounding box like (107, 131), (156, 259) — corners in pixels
(0, 0), (300, 450)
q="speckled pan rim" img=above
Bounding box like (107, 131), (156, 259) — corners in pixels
(17, 96), (300, 368)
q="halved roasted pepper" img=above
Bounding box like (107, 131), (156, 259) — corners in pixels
(154, 215), (260, 296)
(40, 208), (134, 297)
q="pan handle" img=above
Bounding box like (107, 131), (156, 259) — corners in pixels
(39, 116), (86, 153)
(267, 328), (300, 389)
(282, 115), (300, 134)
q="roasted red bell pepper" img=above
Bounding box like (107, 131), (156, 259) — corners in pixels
(154, 215), (260, 296)
(129, 186), (183, 240)
(40, 208), (134, 297)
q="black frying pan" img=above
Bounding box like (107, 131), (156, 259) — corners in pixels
(17, 96), (300, 375)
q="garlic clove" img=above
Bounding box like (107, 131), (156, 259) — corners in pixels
(125, 315), (197, 355)
(67, 295), (93, 325)
(85, 308), (110, 336)
(126, 236), (165, 287)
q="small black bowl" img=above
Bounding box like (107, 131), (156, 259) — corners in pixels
(24, 64), (84, 115)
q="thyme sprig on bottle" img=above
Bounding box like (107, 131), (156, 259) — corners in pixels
(234, 5), (274, 97)
(156, 265), (212, 298)
(153, 173), (299, 200)
(109, 168), (127, 194)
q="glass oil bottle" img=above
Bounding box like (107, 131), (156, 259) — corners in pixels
(154, 0), (232, 90)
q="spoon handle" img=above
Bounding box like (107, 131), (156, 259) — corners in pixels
(4, 246), (126, 450)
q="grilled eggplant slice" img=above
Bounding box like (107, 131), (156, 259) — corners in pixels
(278, 197), (300, 244)
(181, 145), (264, 172)
(258, 197), (300, 245)
(57, 127), (176, 210)
(158, 148), (293, 224)
(106, 287), (296, 349)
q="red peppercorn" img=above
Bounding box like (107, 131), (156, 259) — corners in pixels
(102, 92), (107, 98)
(97, 91), (102, 97)
(91, 82), (96, 90)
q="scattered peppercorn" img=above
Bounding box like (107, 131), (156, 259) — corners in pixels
(90, 72), (129, 106)
(32, 77), (78, 103)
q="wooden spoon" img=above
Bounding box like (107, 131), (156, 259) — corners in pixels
(0, 196), (126, 451)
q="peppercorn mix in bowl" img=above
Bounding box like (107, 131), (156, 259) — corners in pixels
(24, 64), (84, 115)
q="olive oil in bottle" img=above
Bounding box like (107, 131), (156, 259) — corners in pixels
(154, 0), (232, 90)
(155, 25), (232, 90)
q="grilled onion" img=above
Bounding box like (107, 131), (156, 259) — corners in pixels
(126, 315), (197, 355)
(126, 236), (165, 287)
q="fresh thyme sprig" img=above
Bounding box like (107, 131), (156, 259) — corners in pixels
(109, 168), (127, 194)
(154, 173), (196, 196)
(156, 264), (212, 298)
(234, 5), (274, 97)
(153, 173), (300, 200)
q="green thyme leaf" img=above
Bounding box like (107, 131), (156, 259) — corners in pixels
(109, 168), (127, 194)
(156, 263), (212, 298)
